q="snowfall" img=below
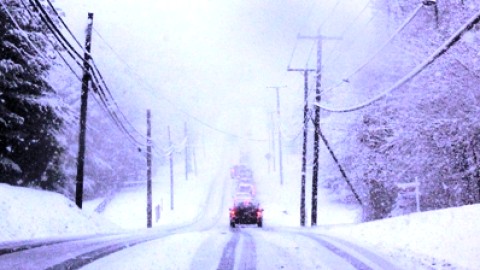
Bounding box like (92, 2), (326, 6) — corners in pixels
(2, 0), (480, 269)
(1, 142), (479, 270)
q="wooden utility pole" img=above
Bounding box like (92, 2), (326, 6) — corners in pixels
(168, 126), (174, 210)
(192, 146), (198, 176)
(298, 29), (341, 226)
(270, 112), (276, 172)
(288, 68), (315, 226)
(268, 86), (287, 185)
(184, 122), (189, 181)
(75, 13), (94, 209)
(146, 109), (152, 228)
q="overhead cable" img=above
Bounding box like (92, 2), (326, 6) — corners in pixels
(27, 0), (149, 148)
(318, 0), (342, 30)
(30, 0), (84, 61)
(0, 0), (50, 62)
(91, 29), (268, 142)
(319, 9), (480, 113)
(323, 0), (373, 66)
(323, 4), (423, 94)
(44, 0), (83, 49)
(287, 0), (318, 69)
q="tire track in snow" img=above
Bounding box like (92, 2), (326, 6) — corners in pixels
(301, 233), (402, 270)
(0, 234), (118, 257)
(249, 229), (309, 270)
(305, 234), (372, 270)
(188, 231), (230, 270)
(216, 232), (240, 270)
(314, 234), (402, 270)
(236, 231), (256, 270)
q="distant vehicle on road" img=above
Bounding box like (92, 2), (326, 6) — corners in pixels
(237, 175), (253, 184)
(237, 183), (255, 196)
(230, 164), (252, 179)
(229, 195), (263, 228)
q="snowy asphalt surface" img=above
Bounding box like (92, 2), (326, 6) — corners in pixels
(0, 227), (402, 270)
(0, 166), (401, 270)
(0, 145), (401, 269)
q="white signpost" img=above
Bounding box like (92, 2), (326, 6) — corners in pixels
(396, 177), (421, 212)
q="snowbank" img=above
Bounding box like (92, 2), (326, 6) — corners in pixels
(0, 183), (121, 242)
(323, 204), (480, 269)
(1, 164), (479, 270)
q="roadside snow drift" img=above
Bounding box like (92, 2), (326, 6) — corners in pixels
(0, 183), (120, 242)
(323, 204), (480, 270)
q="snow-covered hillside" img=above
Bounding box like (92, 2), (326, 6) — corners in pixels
(0, 183), (120, 242)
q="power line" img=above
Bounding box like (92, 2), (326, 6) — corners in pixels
(30, 0), (84, 61)
(37, 3), (151, 142)
(44, 0), (83, 49)
(339, 0), (373, 37)
(52, 41), (82, 81)
(11, 0), (269, 157)
(286, 0), (319, 70)
(25, 0), (149, 149)
(323, 4), (423, 94)
(322, 0), (373, 66)
(31, 0), (279, 143)
(22, 0), (85, 71)
(39, 1), (267, 148)
(323, 15), (377, 71)
(318, 0), (342, 30)
(32, 14), (139, 148)
(319, 9), (480, 113)
(17, 0), (82, 82)
(91, 28), (269, 142)
(0, 0), (50, 63)
(343, 4), (423, 79)
(0, 1), (125, 155)
(2, 0), (83, 108)
(90, 60), (148, 140)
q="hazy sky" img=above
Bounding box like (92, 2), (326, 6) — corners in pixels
(57, 0), (374, 140)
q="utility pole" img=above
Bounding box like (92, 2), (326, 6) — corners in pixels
(168, 126), (174, 210)
(75, 13), (94, 209)
(423, 0), (439, 28)
(298, 29), (341, 226)
(270, 112), (276, 172)
(146, 109), (152, 228)
(192, 146), (198, 176)
(288, 68), (315, 227)
(184, 122), (189, 181)
(267, 86), (287, 185)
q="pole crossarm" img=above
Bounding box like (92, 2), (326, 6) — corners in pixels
(287, 68), (316, 72)
(266, 86), (287, 89)
(297, 34), (342, 41)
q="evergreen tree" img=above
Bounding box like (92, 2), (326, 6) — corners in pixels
(0, 0), (64, 190)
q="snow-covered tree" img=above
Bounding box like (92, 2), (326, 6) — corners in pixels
(326, 0), (480, 220)
(0, 0), (64, 190)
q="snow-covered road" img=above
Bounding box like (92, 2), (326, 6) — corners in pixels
(0, 160), (401, 270)
(0, 140), (402, 270)
(0, 226), (403, 270)
(2, 135), (478, 269)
